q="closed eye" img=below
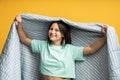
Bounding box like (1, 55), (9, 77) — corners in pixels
(50, 28), (53, 31)
(55, 29), (59, 32)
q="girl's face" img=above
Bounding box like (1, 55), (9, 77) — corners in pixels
(48, 22), (64, 45)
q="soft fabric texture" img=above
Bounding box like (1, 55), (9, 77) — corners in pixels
(0, 14), (120, 80)
(31, 39), (85, 78)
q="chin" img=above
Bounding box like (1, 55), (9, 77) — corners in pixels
(49, 38), (55, 41)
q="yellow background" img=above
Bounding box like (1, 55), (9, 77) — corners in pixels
(0, 0), (120, 54)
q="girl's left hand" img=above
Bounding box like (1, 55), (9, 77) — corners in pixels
(101, 25), (108, 36)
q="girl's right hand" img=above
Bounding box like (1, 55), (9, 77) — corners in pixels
(15, 15), (22, 26)
(101, 25), (108, 37)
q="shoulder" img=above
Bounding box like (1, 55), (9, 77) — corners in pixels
(65, 44), (77, 49)
(65, 44), (84, 51)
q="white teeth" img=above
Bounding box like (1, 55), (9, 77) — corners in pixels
(50, 34), (56, 36)
(53, 34), (56, 36)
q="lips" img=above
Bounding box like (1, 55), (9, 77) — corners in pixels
(50, 33), (56, 36)
(49, 34), (57, 38)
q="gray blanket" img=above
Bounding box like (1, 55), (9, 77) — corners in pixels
(0, 14), (120, 80)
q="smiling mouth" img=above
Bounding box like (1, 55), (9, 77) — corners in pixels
(49, 34), (57, 37)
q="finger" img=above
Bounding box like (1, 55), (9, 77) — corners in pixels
(15, 21), (18, 26)
(103, 25), (108, 28)
(101, 27), (105, 32)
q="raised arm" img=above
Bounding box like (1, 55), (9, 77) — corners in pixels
(15, 15), (32, 45)
(83, 25), (107, 55)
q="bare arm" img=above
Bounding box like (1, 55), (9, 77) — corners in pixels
(83, 25), (107, 55)
(15, 15), (32, 45)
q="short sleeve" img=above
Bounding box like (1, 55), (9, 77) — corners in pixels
(71, 45), (86, 61)
(31, 39), (47, 53)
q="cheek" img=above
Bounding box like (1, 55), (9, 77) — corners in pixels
(59, 33), (64, 37)
(48, 30), (51, 35)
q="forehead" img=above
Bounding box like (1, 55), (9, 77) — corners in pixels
(50, 22), (59, 28)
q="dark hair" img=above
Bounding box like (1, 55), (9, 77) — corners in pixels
(48, 21), (71, 45)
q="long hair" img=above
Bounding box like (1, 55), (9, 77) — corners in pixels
(48, 21), (71, 45)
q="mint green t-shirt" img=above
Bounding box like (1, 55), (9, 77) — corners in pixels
(31, 40), (86, 78)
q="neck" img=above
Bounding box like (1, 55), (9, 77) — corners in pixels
(52, 41), (61, 46)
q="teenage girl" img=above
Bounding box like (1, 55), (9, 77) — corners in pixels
(15, 15), (107, 80)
